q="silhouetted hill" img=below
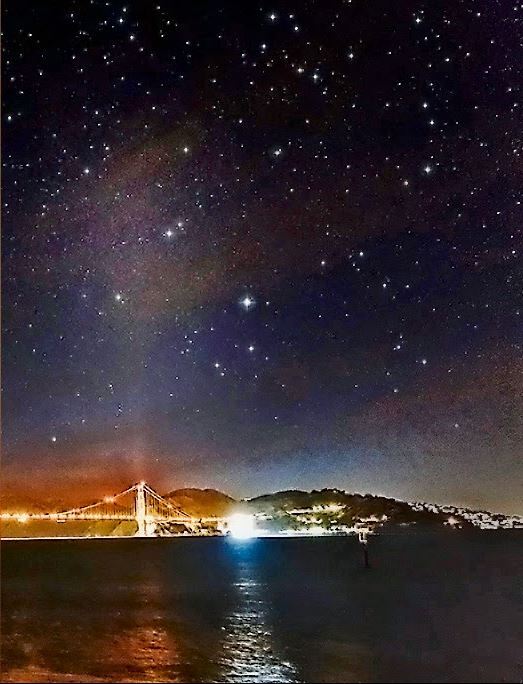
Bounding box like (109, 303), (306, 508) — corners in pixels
(164, 488), (237, 517)
(246, 488), (456, 526)
(247, 489), (347, 512)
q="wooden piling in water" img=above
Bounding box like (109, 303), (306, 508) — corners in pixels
(358, 528), (371, 568)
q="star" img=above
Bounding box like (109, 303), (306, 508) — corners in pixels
(240, 295), (255, 310)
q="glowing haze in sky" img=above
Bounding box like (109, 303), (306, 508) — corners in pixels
(2, 0), (522, 513)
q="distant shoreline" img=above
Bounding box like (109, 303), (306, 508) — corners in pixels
(3, 528), (521, 542)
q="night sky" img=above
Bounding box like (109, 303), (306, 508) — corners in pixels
(2, 0), (522, 513)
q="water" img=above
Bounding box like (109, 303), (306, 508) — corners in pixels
(1, 532), (522, 682)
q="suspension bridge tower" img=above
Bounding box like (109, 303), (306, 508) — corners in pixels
(135, 481), (148, 537)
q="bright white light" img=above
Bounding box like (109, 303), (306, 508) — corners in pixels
(240, 295), (255, 310)
(228, 513), (256, 539)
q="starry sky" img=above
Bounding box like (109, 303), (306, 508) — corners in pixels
(2, 0), (522, 513)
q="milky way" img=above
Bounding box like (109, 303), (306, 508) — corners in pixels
(2, 0), (522, 512)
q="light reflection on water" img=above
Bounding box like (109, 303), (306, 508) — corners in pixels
(219, 541), (298, 682)
(105, 626), (179, 683)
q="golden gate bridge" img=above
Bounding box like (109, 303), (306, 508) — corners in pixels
(2, 482), (199, 537)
